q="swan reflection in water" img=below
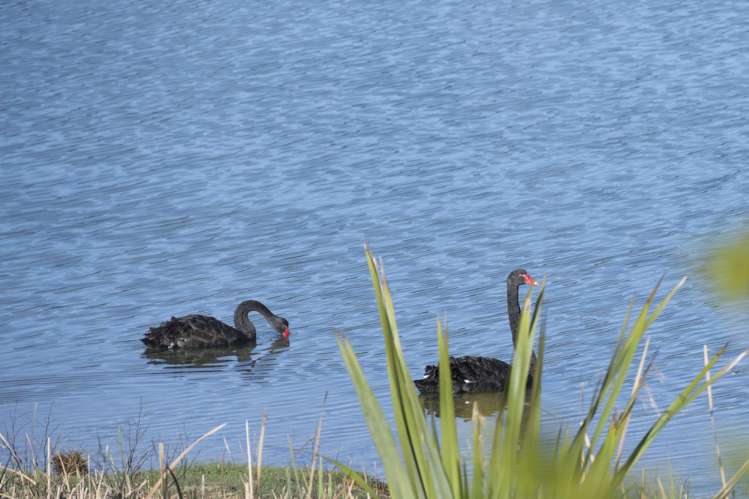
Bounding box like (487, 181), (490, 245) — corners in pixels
(142, 337), (290, 379)
(420, 392), (508, 420)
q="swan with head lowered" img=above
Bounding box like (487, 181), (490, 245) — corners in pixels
(414, 269), (537, 395)
(142, 300), (289, 350)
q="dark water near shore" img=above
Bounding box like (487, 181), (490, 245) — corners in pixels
(2, 0), (749, 493)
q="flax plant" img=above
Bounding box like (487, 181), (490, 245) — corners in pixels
(336, 247), (748, 498)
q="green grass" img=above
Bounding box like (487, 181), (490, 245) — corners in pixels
(0, 462), (388, 498)
(155, 464), (388, 498)
(139, 463), (386, 498)
(335, 246), (749, 499)
(0, 418), (387, 498)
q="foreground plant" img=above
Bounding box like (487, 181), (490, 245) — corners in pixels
(336, 247), (748, 498)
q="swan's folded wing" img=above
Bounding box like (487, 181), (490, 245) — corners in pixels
(143, 314), (246, 349)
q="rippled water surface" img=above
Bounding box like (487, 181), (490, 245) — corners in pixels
(2, 0), (749, 493)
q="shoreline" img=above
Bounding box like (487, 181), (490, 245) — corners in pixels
(1, 461), (389, 498)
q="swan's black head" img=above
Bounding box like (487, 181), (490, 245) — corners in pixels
(272, 316), (290, 338)
(507, 268), (537, 287)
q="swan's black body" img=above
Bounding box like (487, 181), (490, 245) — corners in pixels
(414, 269), (536, 395)
(418, 356), (511, 394)
(142, 300), (289, 350)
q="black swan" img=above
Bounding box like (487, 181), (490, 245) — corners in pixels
(142, 300), (289, 350)
(414, 269), (537, 395)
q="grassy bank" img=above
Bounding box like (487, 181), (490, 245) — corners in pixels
(0, 461), (388, 498)
(0, 415), (387, 498)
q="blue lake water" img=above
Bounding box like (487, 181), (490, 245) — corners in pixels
(2, 0), (749, 493)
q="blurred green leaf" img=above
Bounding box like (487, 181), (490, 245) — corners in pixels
(707, 232), (749, 300)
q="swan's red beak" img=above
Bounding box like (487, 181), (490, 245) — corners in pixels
(523, 274), (538, 286)
(282, 327), (290, 338)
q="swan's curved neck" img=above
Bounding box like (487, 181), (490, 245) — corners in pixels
(507, 283), (522, 346)
(233, 300), (277, 337)
(506, 282), (537, 366)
